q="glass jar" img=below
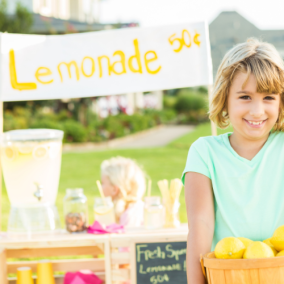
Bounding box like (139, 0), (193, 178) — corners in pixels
(94, 197), (115, 227)
(63, 188), (88, 233)
(144, 196), (164, 230)
(164, 199), (180, 228)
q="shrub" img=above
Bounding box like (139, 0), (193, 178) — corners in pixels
(158, 109), (177, 123)
(3, 106), (177, 143)
(197, 86), (208, 94)
(102, 116), (126, 139)
(29, 119), (62, 130)
(62, 120), (88, 143)
(4, 107), (32, 131)
(175, 94), (207, 113)
(163, 96), (177, 109)
(34, 109), (70, 122)
(4, 112), (28, 131)
(129, 113), (155, 132)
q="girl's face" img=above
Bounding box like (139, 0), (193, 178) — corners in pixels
(228, 72), (280, 141)
(101, 175), (119, 198)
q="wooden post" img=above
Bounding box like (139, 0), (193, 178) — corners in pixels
(0, 248), (7, 284)
(0, 33), (3, 232)
(0, 101), (3, 231)
(208, 85), (217, 136)
(104, 238), (112, 284)
(130, 242), (136, 284)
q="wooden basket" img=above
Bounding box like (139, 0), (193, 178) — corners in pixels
(201, 252), (284, 284)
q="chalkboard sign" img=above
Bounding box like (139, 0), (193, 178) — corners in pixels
(135, 241), (187, 284)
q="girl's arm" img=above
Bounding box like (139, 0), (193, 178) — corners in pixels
(184, 172), (215, 284)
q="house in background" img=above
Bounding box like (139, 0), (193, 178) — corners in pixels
(209, 11), (284, 76)
(6, 0), (138, 35)
(7, 0), (100, 23)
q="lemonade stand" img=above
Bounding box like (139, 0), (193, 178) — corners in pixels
(0, 21), (213, 284)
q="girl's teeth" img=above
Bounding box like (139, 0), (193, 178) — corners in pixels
(248, 121), (262, 125)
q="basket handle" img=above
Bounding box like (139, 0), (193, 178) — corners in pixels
(200, 254), (207, 280)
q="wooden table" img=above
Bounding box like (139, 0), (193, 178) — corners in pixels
(0, 225), (188, 284)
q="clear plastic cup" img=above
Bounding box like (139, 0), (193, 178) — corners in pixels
(94, 197), (115, 226)
(144, 196), (164, 230)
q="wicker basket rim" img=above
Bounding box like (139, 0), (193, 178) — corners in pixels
(203, 252), (284, 269)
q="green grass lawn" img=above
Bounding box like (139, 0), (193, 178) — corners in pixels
(1, 122), (233, 231)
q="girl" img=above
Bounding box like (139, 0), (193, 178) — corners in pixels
(100, 156), (146, 227)
(183, 38), (284, 284)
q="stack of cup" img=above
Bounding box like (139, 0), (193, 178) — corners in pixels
(16, 267), (33, 284)
(37, 260), (55, 284)
(16, 261), (55, 284)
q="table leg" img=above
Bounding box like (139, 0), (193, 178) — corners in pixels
(104, 239), (112, 284)
(0, 247), (8, 284)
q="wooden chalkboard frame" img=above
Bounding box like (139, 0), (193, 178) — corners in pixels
(130, 232), (188, 284)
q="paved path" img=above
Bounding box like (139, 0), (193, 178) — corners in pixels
(63, 125), (195, 152)
(116, 125), (194, 149)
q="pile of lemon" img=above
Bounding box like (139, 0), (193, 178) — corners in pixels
(215, 225), (284, 259)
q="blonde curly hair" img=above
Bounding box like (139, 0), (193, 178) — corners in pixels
(101, 156), (146, 221)
(209, 38), (284, 131)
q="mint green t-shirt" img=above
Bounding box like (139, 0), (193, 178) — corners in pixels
(182, 132), (284, 250)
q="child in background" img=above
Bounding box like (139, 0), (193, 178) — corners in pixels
(183, 38), (284, 284)
(100, 156), (146, 227)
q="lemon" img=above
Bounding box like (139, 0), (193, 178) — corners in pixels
(215, 237), (245, 259)
(3, 146), (17, 160)
(263, 238), (278, 255)
(32, 145), (48, 160)
(276, 250), (284, 257)
(270, 238), (284, 252)
(17, 142), (35, 154)
(243, 241), (274, 259)
(94, 206), (112, 215)
(271, 225), (284, 251)
(237, 237), (254, 249)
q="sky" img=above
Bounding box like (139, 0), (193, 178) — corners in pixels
(100, 0), (284, 30)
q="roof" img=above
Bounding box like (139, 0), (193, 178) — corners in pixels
(209, 11), (284, 75)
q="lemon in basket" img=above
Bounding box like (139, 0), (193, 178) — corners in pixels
(271, 225), (284, 251)
(243, 241), (274, 259)
(215, 237), (245, 259)
(276, 250), (284, 257)
(263, 238), (278, 255)
(237, 237), (253, 249)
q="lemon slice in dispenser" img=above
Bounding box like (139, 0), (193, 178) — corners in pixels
(32, 145), (48, 160)
(3, 146), (18, 160)
(18, 142), (35, 154)
(94, 207), (113, 215)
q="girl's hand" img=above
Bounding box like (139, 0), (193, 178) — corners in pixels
(184, 172), (215, 284)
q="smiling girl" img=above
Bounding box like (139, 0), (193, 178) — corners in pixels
(182, 38), (284, 283)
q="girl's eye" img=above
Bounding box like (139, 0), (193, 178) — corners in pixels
(240, 96), (251, 100)
(264, 96), (275, 100)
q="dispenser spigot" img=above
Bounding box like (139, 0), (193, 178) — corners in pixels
(34, 182), (44, 201)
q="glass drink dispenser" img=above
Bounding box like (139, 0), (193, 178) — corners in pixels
(1, 129), (63, 234)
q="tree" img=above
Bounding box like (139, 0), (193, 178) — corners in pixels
(0, 0), (33, 34)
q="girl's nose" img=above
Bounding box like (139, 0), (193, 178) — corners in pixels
(249, 101), (265, 117)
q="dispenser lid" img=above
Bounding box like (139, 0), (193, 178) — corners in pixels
(2, 129), (64, 142)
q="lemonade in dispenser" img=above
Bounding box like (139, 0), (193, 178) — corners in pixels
(1, 129), (63, 234)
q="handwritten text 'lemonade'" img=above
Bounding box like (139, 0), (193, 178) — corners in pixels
(9, 29), (200, 91)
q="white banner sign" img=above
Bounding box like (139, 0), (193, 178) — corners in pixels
(0, 22), (212, 102)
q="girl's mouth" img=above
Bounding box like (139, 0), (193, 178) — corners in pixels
(243, 119), (267, 128)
